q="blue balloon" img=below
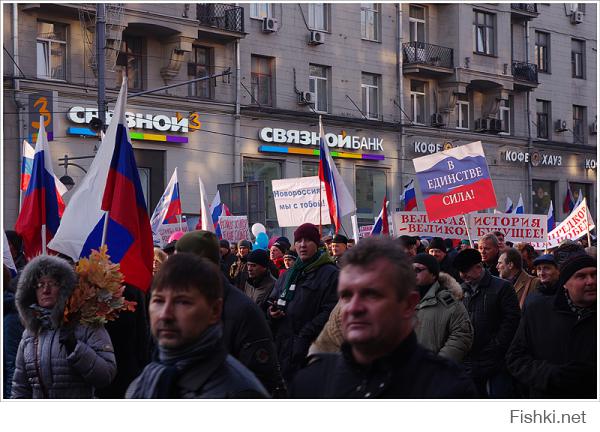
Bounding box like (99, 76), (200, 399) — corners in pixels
(253, 242), (260, 250)
(256, 232), (269, 249)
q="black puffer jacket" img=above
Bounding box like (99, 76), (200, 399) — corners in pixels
(506, 290), (596, 398)
(461, 269), (521, 379)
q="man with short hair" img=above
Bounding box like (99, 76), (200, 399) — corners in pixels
(347, 239), (355, 249)
(398, 235), (417, 257)
(290, 238), (476, 398)
(330, 234), (348, 266)
(219, 239), (236, 282)
(478, 233), (501, 277)
(244, 249), (277, 309)
(507, 253), (597, 398)
(497, 248), (540, 309)
(454, 248), (521, 397)
(126, 253), (268, 398)
(230, 240), (252, 290)
(524, 254), (560, 308)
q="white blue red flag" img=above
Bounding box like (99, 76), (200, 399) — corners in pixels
(209, 191), (232, 238)
(369, 196), (389, 236)
(15, 120), (65, 258)
(48, 79), (153, 291)
(573, 189), (583, 209)
(317, 117), (355, 233)
(150, 168), (182, 234)
(547, 200), (555, 233)
(515, 193), (524, 214)
(20, 140), (35, 191)
(402, 179), (417, 211)
(413, 141), (496, 221)
(197, 177), (216, 233)
(505, 196), (513, 213)
(563, 187), (574, 214)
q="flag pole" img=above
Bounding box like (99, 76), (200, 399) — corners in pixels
(584, 198), (592, 247)
(318, 115), (323, 237)
(101, 210), (110, 247)
(178, 214), (183, 232)
(41, 224), (47, 255)
(462, 213), (474, 247)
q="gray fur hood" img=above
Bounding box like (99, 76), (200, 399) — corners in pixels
(16, 255), (77, 331)
(438, 272), (464, 300)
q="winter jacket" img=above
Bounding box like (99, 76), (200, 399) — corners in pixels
(308, 300), (344, 355)
(506, 290), (596, 398)
(461, 269), (521, 379)
(3, 290), (24, 398)
(512, 270), (540, 309)
(268, 252), (339, 381)
(220, 252), (237, 282)
(11, 256), (116, 398)
(230, 257), (249, 290)
(415, 273), (473, 363)
(244, 272), (277, 310)
(523, 281), (559, 310)
(290, 332), (477, 398)
(439, 255), (461, 283)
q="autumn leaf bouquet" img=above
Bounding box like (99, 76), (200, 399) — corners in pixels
(63, 246), (137, 327)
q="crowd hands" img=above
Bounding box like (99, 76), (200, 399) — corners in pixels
(3, 226), (596, 399)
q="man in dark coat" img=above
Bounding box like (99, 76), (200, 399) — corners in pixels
(244, 249), (277, 309)
(176, 231), (286, 396)
(427, 237), (461, 282)
(523, 254), (560, 308)
(219, 239), (236, 282)
(268, 223), (339, 381)
(454, 248), (521, 397)
(330, 234), (348, 267)
(289, 237), (476, 398)
(477, 233), (501, 277)
(230, 240), (252, 290)
(507, 253), (596, 398)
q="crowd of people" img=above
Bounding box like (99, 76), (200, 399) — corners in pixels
(2, 224), (597, 399)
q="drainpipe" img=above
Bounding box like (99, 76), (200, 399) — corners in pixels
(525, 20), (533, 212)
(233, 5), (242, 183)
(13, 3), (25, 212)
(396, 4), (405, 210)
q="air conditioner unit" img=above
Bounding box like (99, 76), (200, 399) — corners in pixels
(308, 30), (325, 45)
(475, 118), (489, 132)
(298, 91), (316, 105)
(590, 122), (597, 135)
(262, 17), (278, 33)
(554, 119), (568, 132)
(571, 11), (584, 24)
(431, 113), (444, 127)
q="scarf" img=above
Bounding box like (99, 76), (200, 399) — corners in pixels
(29, 303), (54, 330)
(129, 324), (224, 399)
(564, 290), (595, 321)
(277, 249), (333, 310)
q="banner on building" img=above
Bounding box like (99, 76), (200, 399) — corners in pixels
(272, 176), (331, 227)
(531, 198), (595, 250)
(413, 141), (497, 221)
(218, 216), (250, 244)
(153, 223), (189, 248)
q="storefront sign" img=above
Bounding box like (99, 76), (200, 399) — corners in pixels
(218, 216), (250, 244)
(531, 199), (595, 250)
(29, 91), (54, 141)
(504, 150), (562, 166)
(585, 158), (596, 169)
(272, 176), (331, 227)
(259, 127), (384, 152)
(412, 140), (453, 155)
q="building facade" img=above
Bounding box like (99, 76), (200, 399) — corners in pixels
(3, 3), (597, 237)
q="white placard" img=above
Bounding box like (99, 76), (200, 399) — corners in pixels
(218, 216), (250, 244)
(272, 176), (331, 227)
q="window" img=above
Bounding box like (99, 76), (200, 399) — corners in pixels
(250, 3), (271, 19)
(188, 46), (212, 99)
(356, 167), (387, 226)
(361, 73), (380, 120)
(535, 31), (550, 73)
(243, 158), (282, 231)
(409, 5), (426, 43)
(361, 3), (380, 41)
(117, 36), (143, 90)
(499, 99), (511, 134)
(536, 100), (550, 139)
(573, 105), (585, 144)
(251, 55), (273, 106)
(309, 64), (329, 113)
(455, 94), (469, 129)
(410, 80), (426, 124)
(36, 21), (67, 80)
(570, 3), (586, 14)
(531, 180), (554, 215)
(473, 10), (495, 55)
(571, 39), (585, 79)
(308, 3), (329, 31)
(568, 182), (591, 211)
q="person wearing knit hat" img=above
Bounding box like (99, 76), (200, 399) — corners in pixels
(330, 234), (348, 266)
(266, 222), (339, 381)
(428, 237), (461, 282)
(270, 238), (290, 277)
(218, 239), (236, 282)
(412, 253), (473, 363)
(244, 249), (277, 310)
(507, 252), (596, 398)
(283, 250), (298, 269)
(229, 240), (252, 291)
(175, 230), (221, 264)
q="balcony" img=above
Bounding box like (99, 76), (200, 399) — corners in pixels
(196, 3), (245, 40)
(510, 4), (539, 20)
(512, 61), (538, 90)
(402, 42), (454, 78)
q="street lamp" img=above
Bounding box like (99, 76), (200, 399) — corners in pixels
(58, 154), (94, 191)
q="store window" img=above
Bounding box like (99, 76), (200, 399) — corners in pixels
(473, 10), (495, 55)
(117, 36), (144, 90)
(309, 64), (330, 113)
(243, 158), (282, 231)
(410, 80), (426, 124)
(361, 73), (380, 120)
(308, 3), (330, 31)
(536, 99), (550, 139)
(531, 180), (555, 215)
(356, 167), (387, 226)
(361, 3), (380, 41)
(251, 55), (273, 106)
(455, 94), (469, 130)
(36, 21), (67, 80)
(573, 105), (586, 144)
(535, 31), (550, 73)
(250, 3), (271, 19)
(409, 5), (426, 43)
(571, 39), (585, 79)
(302, 160), (340, 177)
(188, 46), (213, 99)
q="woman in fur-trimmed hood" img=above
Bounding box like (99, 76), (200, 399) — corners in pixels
(11, 255), (117, 398)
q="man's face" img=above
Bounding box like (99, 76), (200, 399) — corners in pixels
(220, 247), (229, 257)
(406, 244), (417, 257)
(428, 248), (446, 263)
(460, 263), (483, 285)
(564, 267), (597, 308)
(536, 263), (559, 285)
(283, 256), (296, 269)
(149, 286), (222, 349)
(295, 238), (318, 261)
(413, 263), (436, 287)
(331, 242), (347, 257)
(247, 262), (266, 279)
(339, 260), (418, 351)
(270, 246), (283, 260)
(496, 253), (513, 279)
(238, 246), (250, 258)
(478, 239), (499, 263)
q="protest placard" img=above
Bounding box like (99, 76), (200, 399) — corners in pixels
(218, 216), (250, 244)
(393, 212), (470, 238)
(154, 223), (189, 247)
(359, 225), (374, 238)
(413, 141), (497, 221)
(272, 176), (331, 227)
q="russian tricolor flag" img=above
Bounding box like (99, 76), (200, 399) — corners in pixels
(49, 79), (153, 292)
(515, 193), (524, 214)
(369, 196), (390, 236)
(15, 120), (65, 258)
(209, 191), (232, 239)
(547, 200), (555, 233)
(150, 168), (182, 234)
(505, 196), (513, 213)
(20, 140), (35, 191)
(318, 117), (356, 233)
(403, 179), (417, 211)
(563, 187), (574, 214)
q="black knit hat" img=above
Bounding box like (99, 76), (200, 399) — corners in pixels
(294, 223), (321, 245)
(284, 250), (298, 260)
(453, 248), (483, 272)
(413, 253), (440, 277)
(558, 253), (596, 288)
(219, 239), (230, 249)
(238, 239), (253, 249)
(272, 237), (290, 254)
(331, 234), (348, 245)
(175, 230), (220, 265)
(247, 249), (270, 268)
(428, 237), (446, 252)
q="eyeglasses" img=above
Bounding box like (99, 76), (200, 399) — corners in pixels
(36, 281), (59, 290)
(413, 267), (427, 274)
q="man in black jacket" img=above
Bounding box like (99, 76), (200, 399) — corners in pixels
(506, 253), (596, 398)
(523, 254), (560, 309)
(290, 237), (476, 398)
(453, 248), (521, 398)
(219, 239), (236, 282)
(478, 233), (501, 277)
